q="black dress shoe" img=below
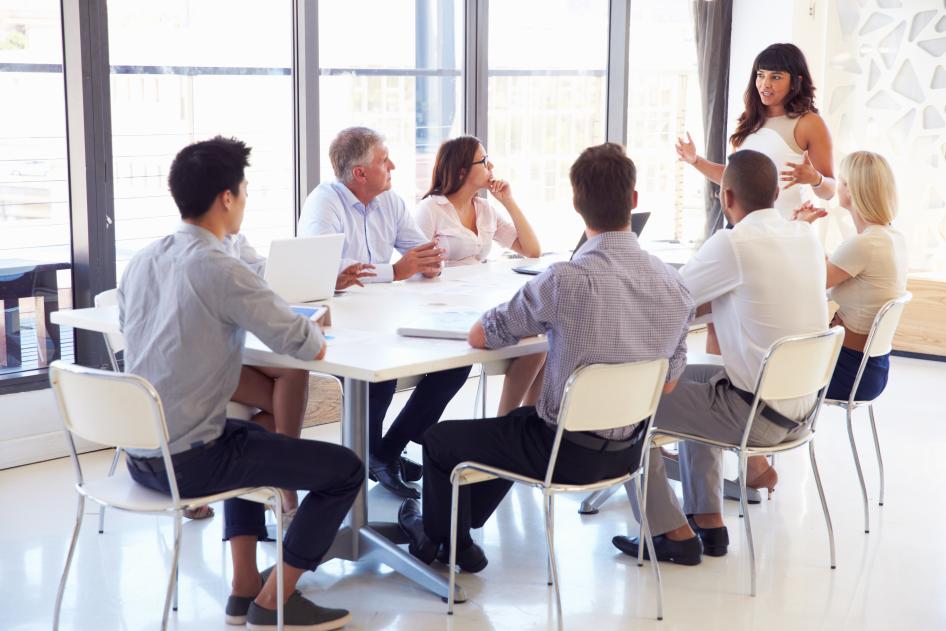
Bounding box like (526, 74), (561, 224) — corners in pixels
(436, 542), (488, 573)
(369, 456), (420, 499)
(686, 515), (729, 557)
(399, 455), (424, 482)
(611, 533), (702, 566)
(397, 499), (438, 564)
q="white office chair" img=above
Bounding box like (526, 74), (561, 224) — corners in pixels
(823, 292), (911, 534)
(49, 360), (287, 630)
(94, 288), (258, 532)
(642, 327), (845, 597)
(446, 359), (669, 621)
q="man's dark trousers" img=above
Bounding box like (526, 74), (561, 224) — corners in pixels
(368, 366), (472, 463)
(420, 406), (644, 549)
(127, 419), (362, 571)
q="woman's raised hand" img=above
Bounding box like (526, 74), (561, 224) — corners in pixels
(675, 132), (698, 165)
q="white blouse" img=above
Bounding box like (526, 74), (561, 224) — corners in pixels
(414, 195), (518, 266)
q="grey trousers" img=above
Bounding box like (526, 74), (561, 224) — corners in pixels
(630, 364), (808, 535)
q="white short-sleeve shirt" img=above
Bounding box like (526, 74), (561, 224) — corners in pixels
(681, 208), (829, 420)
(829, 224), (908, 334)
(414, 195), (517, 265)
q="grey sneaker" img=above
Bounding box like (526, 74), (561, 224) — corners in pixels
(246, 591), (351, 631)
(224, 565), (274, 625)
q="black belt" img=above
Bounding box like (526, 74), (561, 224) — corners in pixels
(127, 437), (219, 475)
(728, 384), (802, 431)
(562, 429), (640, 452)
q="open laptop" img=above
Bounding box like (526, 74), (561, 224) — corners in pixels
(264, 233), (345, 303)
(513, 211), (650, 276)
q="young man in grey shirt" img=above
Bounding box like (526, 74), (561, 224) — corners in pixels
(119, 137), (359, 630)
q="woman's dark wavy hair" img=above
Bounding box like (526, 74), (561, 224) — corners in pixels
(730, 43), (818, 148)
(423, 135), (481, 198)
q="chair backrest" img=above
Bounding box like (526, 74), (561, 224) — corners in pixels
(94, 288), (125, 356)
(49, 360), (169, 451)
(864, 292), (911, 358)
(557, 359), (669, 434)
(755, 327), (845, 402)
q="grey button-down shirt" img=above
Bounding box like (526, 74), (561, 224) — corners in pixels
(119, 224), (324, 457)
(481, 230), (694, 440)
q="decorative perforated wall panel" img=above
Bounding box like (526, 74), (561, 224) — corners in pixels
(824, 0), (946, 270)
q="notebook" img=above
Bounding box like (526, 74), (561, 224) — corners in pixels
(396, 309), (482, 340)
(513, 211), (651, 276)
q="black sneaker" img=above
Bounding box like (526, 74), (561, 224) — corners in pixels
(436, 542), (488, 573)
(246, 591), (351, 630)
(611, 534), (703, 566)
(224, 565), (274, 625)
(686, 515), (729, 557)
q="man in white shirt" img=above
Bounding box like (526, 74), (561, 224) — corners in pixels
(613, 149), (828, 566)
(298, 127), (471, 499)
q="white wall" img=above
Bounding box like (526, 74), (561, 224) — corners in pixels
(728, 0), (829, 140)
(0, 388), (72, 469)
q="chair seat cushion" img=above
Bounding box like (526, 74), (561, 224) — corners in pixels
(79, 467), (263, 513)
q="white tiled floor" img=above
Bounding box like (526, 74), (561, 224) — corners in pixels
(3, 355), (946, 630)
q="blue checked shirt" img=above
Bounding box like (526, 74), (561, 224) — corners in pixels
(481, 230), (694, 440)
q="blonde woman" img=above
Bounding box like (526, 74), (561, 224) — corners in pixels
(415, 136), (544, 415)
(748, 151), (908, 492)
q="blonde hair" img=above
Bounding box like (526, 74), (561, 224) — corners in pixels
(840, 151), (897, 225)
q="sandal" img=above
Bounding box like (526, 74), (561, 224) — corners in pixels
(183, 505), (215, 520)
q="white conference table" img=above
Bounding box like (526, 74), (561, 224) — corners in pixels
(52, 258), (548, 602)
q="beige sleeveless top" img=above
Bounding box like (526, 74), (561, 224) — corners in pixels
(736, 115), (805, 219)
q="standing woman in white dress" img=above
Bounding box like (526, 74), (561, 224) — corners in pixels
(676, 43), (836, 218)
(675, 43), (836, 494)
(415, 136), (544, 415)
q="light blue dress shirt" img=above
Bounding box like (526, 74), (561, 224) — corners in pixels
(119, 224), (324, 457)
(298, 180), (428, 283)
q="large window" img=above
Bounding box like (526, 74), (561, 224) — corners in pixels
(318, 0), (463, 205)
(626, 0), (705, 246)
(107, 0), (294, 271)
(487, 0), (609, 252)
(0, 0), (73, 377)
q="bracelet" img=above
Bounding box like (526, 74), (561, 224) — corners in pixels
(813, 172), (825, 188)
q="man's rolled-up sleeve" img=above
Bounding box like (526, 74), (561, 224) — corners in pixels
(481, 269), (557, 349)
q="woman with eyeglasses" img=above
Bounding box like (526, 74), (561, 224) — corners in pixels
(676, 42), (836, 219)
(416, 135), (544, 415)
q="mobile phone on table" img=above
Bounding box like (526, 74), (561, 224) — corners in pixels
(290, 305), (328, 322)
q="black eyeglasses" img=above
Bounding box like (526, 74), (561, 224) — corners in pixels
(471, 155), (489, 166)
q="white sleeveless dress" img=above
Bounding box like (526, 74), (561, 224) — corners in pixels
(736, 116), (805, 219)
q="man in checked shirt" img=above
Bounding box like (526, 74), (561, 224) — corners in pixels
(396, 143), (695, 572)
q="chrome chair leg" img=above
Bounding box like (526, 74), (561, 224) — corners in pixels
(636, 473), (663, 620)
(868, 404), (885, 507)
(809, 440), (836, 569)
(53, 495), (85, 630)
(636, 446), (652, 568)
(98, 448), (123, 533)
(275, 491), (284, 631)
(545, 494), (555, 586)
(447, 478), (460, 615)
(172, 564), (179, 611)
(846, 408), (870, 533)
(738, 452), (757, 596)
(543, 493), (562, 619)
(162, 512), (183, 630)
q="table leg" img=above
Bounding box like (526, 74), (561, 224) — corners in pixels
(332, 376), (466, 602)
